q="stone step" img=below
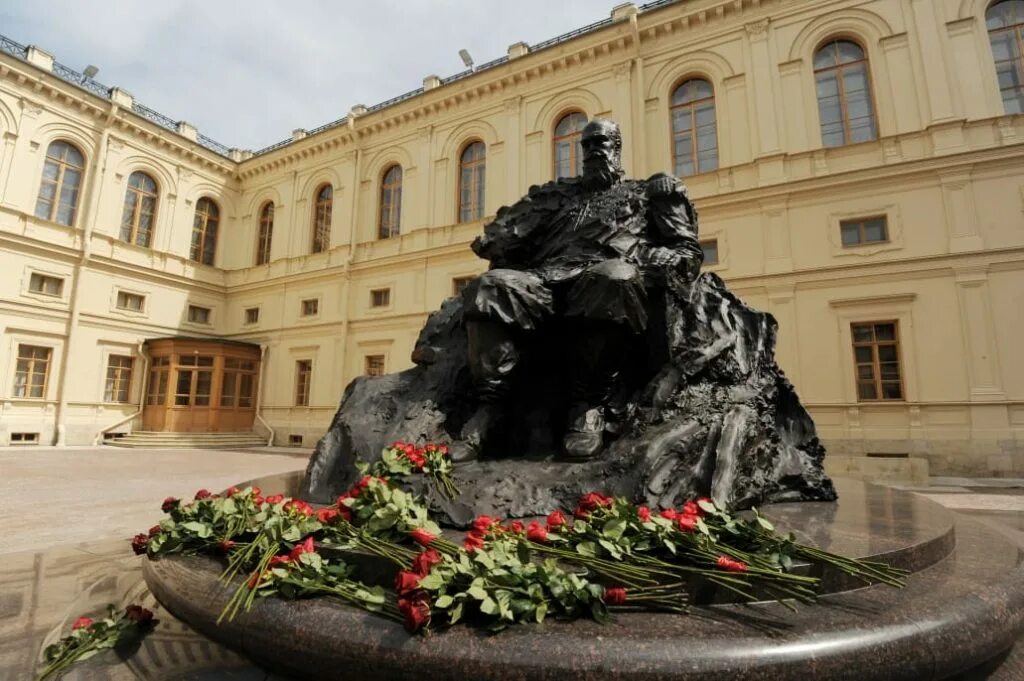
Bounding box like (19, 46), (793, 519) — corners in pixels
(105, 431), (268, 449)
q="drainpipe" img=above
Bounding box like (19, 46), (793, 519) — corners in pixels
(254, 343), (275, 446)
(94, 341), (148, 444)
(55, 104), (116, 445)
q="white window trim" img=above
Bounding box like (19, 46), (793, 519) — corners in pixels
(828, 205), (903, 258)
(110, 286), (149, 318)
(298, 296), (322, 321)
(367, 283), (395, 314)
(5, 333), (63, 403)
(22, 266), (69, 304)
(98, 346), (138, 405)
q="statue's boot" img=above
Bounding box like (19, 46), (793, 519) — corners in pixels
(452, 320), (519, 463)
(562, 322), (629, 461)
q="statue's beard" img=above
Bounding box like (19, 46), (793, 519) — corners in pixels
(582, 160), (621, 190)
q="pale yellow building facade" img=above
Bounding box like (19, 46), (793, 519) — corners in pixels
(1, 0), (1022, 476)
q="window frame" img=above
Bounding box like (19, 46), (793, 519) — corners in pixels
(452, 276), (475, 297)
(986, 0), (1024, 114)
(190, 197), (220, 266)
(364, 354), (386, 377)
(114, 289), (146, 313)
(850, 320), (905, 402)
(103, 354), (134, 403)
(28, 272), (64, 298)
(187, 304), (212, 325)
(295, 359), (313, 406)
(119, 171), (159, 248)
(669, 78), (719, 177)
(457, 140), (487, 223)
(35, 140), (85, 227)
(552, 111), (587, 180)
(243, 306), (260, 326)
(311, 185), (333, 254)
(13, 344), (52, 400)
(300, 298), (320, 317)
(379, 166), (403, 240)
(813, 38), (879, 147)
(369, 288), (391, 309)
(839, 215), (889, 248)
(256, 201), (274, 265)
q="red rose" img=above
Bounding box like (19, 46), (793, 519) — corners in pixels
(194, 489), (212, 500)
(251, 486), (262, 496)
(425, 443), (437, 453)
(463, 532), (485, 552)
(148, 524), (161, 537)
(659, 508), (679, 521)
(72, 616), (93, 631)
(247, 570), (265, 588)
(219, 539), (236, 552)
(316, 507), (340, 524)
(412, 549), (442, 576)
(337, 504), (352, 522)
(410, 528), (436, 547)
(578, 492), (613, 511)
(682, 500), (700, 517)
(472, 515), (498, 534)
(394, 570), (422, 594)
(356, 475), (375, 490)
(716, 556), (748, 573)
(677, 515), (698, 533)
(284, 499), (313, 517)
(288, 536), (316, 561)
(603, 587), (628, 606)
(398, 596), (431, 633)
(546, 510), (567, 530)
(130, 533), (149, 555)
(265, 494), (285, 505)
(226, 486), (241, 496)
(160, 497), (179, 513)
(526, 521), (548, 543)
(507, 520), (524, 534)
(637, 506), (652, 522)
(124, 605), (154, 625)
(269, 554), (290, 567)
(437, 444), (449, 455)
(407, 451), (426, 468)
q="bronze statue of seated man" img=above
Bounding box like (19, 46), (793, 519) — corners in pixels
(454, 118), (703, 463)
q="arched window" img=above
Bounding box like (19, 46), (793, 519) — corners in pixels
(553, 111), (587, 179)
(35, 140), (85, 226)
(987, 0), (1024, 114)
(119, 171), (158, 247)
(379, 165), (402, 239)
(814, 39), (877, 147)
(190, 197), (219, 266)
(256, 201), (274, 265)
(670, 79), (718, 177)
(458, 141), (486, 223)
(311, 184), (332, 253)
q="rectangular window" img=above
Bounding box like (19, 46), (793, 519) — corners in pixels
(700, 239), (719, 265)
(244, 307), (260, 325)
(116, 291), (145, 312)
(452, 276), (474, 297)
(295, 359), (312, 406)
(146, 356), (169, 406)
(13, 345), (51, 399)
(370, 288), (391, 308)
(301, 298), (319, 317)
(289, 434), (304, 446)
(221, 357), (257, 408)
(840, 216), (888, 247)
(29, 272), (64, 297)
(103, 354), (134, 403)
(365, 354), (386, 377)
(10, 432), (39, 445)
(851, 321), (904, 401)
(187, 305), (211, 324)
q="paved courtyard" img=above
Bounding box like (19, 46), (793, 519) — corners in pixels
(0, 446), (308, 555)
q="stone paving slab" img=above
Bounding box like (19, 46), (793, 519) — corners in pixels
(0, 446), (306, 555)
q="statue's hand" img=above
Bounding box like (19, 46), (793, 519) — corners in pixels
(646, 173), (681, 199)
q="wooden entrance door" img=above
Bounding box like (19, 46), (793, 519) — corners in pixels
(168, 355), (214, 432)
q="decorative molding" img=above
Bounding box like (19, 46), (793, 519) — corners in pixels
(744, 19), (770, 39)
(829, 293), (917, 308)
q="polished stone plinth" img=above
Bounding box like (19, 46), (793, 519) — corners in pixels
(143, 476), (1024, 681)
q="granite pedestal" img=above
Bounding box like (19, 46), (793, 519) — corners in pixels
(143, 475), (1024, 681)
